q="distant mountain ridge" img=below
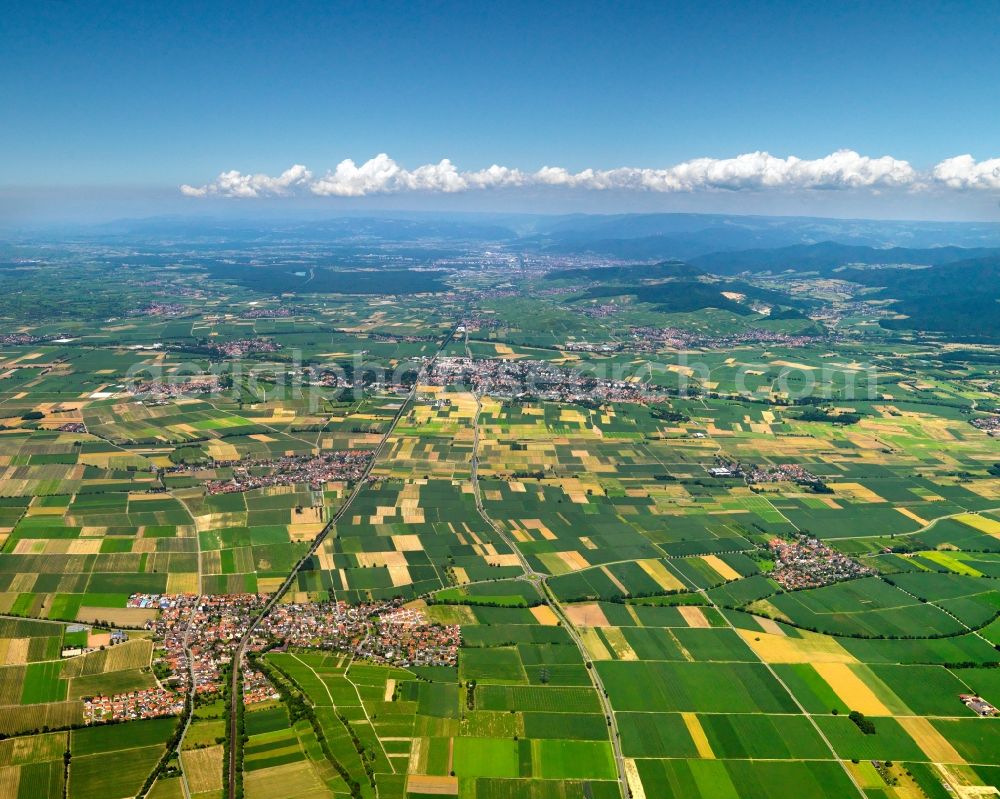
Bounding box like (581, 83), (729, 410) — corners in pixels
(16, 211), (1000, 253)
(688, 242), (1000, 275)
(521, 213), (1000, 258)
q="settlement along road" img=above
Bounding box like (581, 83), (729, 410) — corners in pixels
(224, 325), (458, 799)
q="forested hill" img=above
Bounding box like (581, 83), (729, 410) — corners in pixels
(842, 256), (1000, 339)
(689, 242), (1000, 275)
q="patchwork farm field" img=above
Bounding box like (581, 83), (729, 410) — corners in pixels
(0, 248), (996, 799)
(259, 603), (620, 798)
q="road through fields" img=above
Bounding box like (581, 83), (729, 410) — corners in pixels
(468, 392), (632, 799)
(221, 325), (458, 799)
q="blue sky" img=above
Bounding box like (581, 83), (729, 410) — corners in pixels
(3, 0), (1000, 221)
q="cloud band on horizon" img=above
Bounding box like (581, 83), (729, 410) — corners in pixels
(180, 151), (1000, 199)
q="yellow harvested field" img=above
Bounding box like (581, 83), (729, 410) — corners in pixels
(520, 519), (556, 540)
(451, 567), (469, 584)
(635, 559), (685, 591)
(682, 712), (714, 758)
(935, 764), (991, 797)
(484, 554), (522, 567)
(181, 744), (223, 793)
(624, 758), (647, 799)
(131, 538), (157, 554)
(827, 482), (886, 503)
(388, 565), (412, 587)
(2, 639), (28, 666)
(166, 572), (199, 593)
(356, 551), (408, 568)
(42, 539), (72, 555)
(754, 616), (786, 636)
(407, 775), (458, 795)
(493, 343), (522, 359)
(0, 765), (19, 798)
(76, 607), (157, 626)
(898, 717), (966, 765)
(529, 605), (559, 626)
(245, 761), (324, 799)
(677, 606), (710, 628)
(12, 540), (43, 555)
(601, 627), (638, 660)
(579, 628), (612, 661)
(771, 360), (817, 370)
(316, 548), (335, 571)
(290, 506), (323, 524)
(206, 441), (240, 460)
(197, 511), (247, 532)
(813, 663), (890, 714)
(555, 550), (590, 571)
(26, 502), (66, 516)
(392, 534), (424, 551)
(565, 602), (610, 627)
(8, 574), (35, 593)
(127, 491), (168, 502)
(700, 555), (741, 581)
(408, 737), (425, 774)
(739, 629), (855, 664)
(966, 479), (1000, 500)
(290, 521), (327, 546)
(257, 577), (286, 594)
(896, 507), (930, 526)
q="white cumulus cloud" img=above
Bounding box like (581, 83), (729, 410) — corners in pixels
(179, 151), (1000, 198)
(931, 154), (1000, 190)
(524, 150), (917, 192)
(308, 155), (527, 196)
(180, 164), (312, 198)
